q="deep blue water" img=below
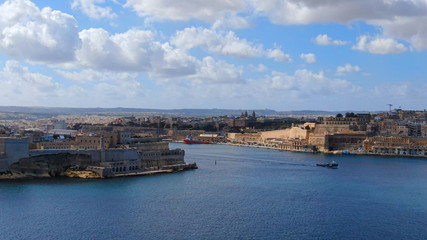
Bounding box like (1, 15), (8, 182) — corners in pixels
(1, 143), (427, 240)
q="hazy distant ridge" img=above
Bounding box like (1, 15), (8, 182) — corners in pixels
(0, 106), (371, 117)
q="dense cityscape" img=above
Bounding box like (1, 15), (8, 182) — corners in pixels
(1, 107), (426, 179)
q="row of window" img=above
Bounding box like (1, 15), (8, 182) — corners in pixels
(44, 147), (70, 150)
(111, 165), (139, 172)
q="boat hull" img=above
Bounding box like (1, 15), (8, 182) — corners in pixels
(183, 139), (211, 144)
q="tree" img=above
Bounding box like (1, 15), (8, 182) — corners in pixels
(345, 112), (356, 118)
(336, 113), (343, 118)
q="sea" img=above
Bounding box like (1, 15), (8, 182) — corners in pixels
(1, 143), (427, 240)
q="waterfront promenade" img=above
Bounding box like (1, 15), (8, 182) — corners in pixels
(218, 141), (427, 158)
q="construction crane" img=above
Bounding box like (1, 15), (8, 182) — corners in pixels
(387, 104), (393, 112)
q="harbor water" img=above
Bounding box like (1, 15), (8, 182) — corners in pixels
(1, 143), (427, 239)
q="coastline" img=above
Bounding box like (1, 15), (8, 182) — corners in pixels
(215, 142), (427, 159)
(0, 162), (198, 180)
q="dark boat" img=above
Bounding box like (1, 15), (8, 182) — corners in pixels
(328, 161), (338, 169)
(316, 163), (329, 167)
(317, 161), (338, 169)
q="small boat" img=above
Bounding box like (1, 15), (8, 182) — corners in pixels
(342, 151), (356, 155)
(183, 136), (211, 144)
(328, 161), (338, 169)
(316, 163), (329, 167)
(316, 161), (338, 169)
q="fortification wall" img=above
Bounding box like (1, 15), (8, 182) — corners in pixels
(0, 138), (30, 172)
(260, 127), (308, 141)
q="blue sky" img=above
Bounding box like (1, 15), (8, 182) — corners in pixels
(0, 0), (426, 111)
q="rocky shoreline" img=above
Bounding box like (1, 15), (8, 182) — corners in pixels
(0, 162), (198, 180)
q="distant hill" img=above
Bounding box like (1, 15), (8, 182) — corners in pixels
(0, 106), (373, 117)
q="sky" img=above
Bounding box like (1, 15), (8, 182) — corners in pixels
(0, 0), (426, 111)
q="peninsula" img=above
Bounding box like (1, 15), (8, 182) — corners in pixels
(0, 133), (197, 180)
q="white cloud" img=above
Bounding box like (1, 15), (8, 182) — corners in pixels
(265, 47), (293, 62)
(249, 0), (427, 50)
(171, 27), (263, 58)
(336, 64), (360, 76)
(0, 0), (80, 63)
(72, 28), (244, 84)
(299, 53), (317, 64)
(0, 61), (61, 105)
(75, 28), (198, 77)
(76, 28), (153, 71)
(124, 0), (246, 22)
(249, 0), (427, 25)
(248, 64), (268, 72)
(372, 16), (427, 50)
(171, 27), (292, 62)
(266, 69), (358, 94)
(71, 0), (117, 20)
(352, 35), (407, 54)
(121, 0), (427, 51)
(189, 56), (243, 84)
(313, 34), (350, 46)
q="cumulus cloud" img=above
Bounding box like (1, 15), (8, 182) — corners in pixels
(0, 61), (61, 105)
(71, 0), (117, 20)
(124, 0), (246, 22)
(171, 27), (262, 58)
(0, 0), (80, 63)
(352, 35), (407, 54)
(300, 53), (317, 64)
(75, 28), (198, 77)
(171, 27), (292, 62)
(265, 47), (293, 62)
(249, 0), (427, 25)
(336, 64), (360, 76)
(313, 34), (350, 46)
(372, 16), (427, 50)
(189, 56), (243, 84)
(249, 0), (427, 50)
(71, 27), (245, 84)
(266, 69), (358, 94)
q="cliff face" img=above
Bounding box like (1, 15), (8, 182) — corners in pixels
(4, 153), (94, 179)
